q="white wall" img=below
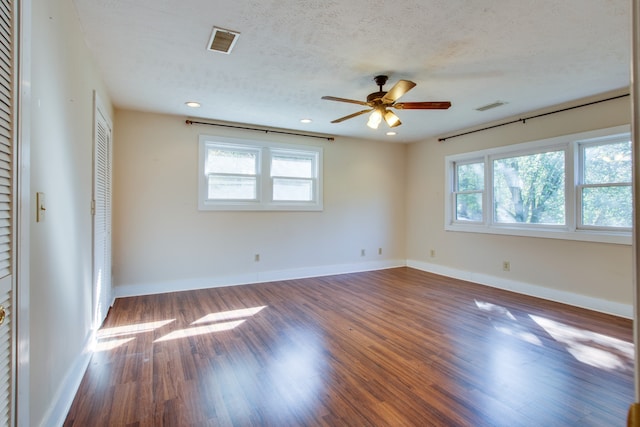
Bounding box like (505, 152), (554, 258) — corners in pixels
(30, 0), (112, 424)
(112, 110), (407, 296)
(406, 90), (632, 316)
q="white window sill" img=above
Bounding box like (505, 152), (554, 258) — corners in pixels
(445, 223), (631, 245)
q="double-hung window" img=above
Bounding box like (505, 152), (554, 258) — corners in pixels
(578, 135), (632, 229)
(199, 135), (323, 211)
(445, 125), (631, 244)
(270, 149), (318, 203)
(205, 144), (261, 201)
(453, 161), (484, 223)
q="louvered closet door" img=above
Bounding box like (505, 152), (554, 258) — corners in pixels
(0, 0), (15, 425)
(93, 102), (112, 328)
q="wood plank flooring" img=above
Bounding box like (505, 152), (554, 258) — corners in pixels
(64, 268), (634, 426)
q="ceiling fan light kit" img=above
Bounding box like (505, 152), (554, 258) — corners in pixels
(384, 110), (401, 128)
(367, 109), (383, 129)
(322, 75), (451, 129)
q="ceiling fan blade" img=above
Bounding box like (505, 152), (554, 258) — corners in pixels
(322, 96), (369, 106)
(330, 109), (372, 123)
(393, 101), (452, 110)
(381, 80), (416, 103)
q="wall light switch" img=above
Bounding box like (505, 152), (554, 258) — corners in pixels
(36, 192), (46, 222)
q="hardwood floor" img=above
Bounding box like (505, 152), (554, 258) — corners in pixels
(64, 268), (633, 426)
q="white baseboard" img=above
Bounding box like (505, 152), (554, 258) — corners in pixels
(115, 259), (407, 298)
(114, 258), (631, 318)
(407, 259), (632, 319)
(39, 330), (95, 427)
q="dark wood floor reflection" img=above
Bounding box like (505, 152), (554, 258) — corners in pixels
(64, 268), (633, 426)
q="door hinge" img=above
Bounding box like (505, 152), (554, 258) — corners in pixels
(91, 199), (96, 215)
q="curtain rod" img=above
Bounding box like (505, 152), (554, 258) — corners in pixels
(186, 119), (335, 142)
(438, 93), (630, 142)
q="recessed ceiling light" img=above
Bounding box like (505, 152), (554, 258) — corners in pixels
(386, 131), (397, 136)
(185, 101), (201, 108)
(300, 118), (312, 123)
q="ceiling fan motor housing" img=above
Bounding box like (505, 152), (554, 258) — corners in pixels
(369, 75), (389, 102)
(367, 91), (387, 103)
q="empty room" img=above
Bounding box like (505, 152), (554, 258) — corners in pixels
(6, 0), (639, 426)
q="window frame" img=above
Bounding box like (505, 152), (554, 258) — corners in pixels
(204, 143), (262, 203)
(444, 125), (631, 245)
(490, 144), (569, 230)
(576, 135), (632, 232)
(269, 147), (319, 204)
(198, 135), (323, 211)
(452, 159), (485, 224)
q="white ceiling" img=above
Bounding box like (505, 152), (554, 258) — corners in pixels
(72, 0), (630, 143)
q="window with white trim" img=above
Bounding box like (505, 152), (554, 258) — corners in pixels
(493, 148), (566, 226)
(453, 160), (484, 223)
(578, 136), (631, 230)
(199, 135), (323, 211)
(445, 125), (631, 244)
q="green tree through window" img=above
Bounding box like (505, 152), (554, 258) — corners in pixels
(493, 150), (565, 225)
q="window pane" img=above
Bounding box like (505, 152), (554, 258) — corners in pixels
(456, 162), (484, 191)
(271, 155), (313, 178)
(584, 140), (631, 184)
(582, 186), (632, 227)
(456, 193), (482, 222)
(206, 148), (257, 175)
(493, 151), (565, 224)
(273, 178), (313, 201)
(208, 176), (256, 200)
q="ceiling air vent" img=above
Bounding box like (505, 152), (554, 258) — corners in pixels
(475, 101), (507, 112)
(207, 27), (240, 54)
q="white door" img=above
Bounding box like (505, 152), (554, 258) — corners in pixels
(92, 97), (112, 328)
(0, 0), (17, 424)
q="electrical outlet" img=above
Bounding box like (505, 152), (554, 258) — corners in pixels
(430, 249), (436, 258)
(503, 261), (510, 272)
(378, 248), (382, 255)
(361, 249), (365, 256)
(255, 254), (260, 262)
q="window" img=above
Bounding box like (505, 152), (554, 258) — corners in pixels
(270, 149), (317, 202)
(578, 137), (632, 229)
(445, 125), (631, 244)
(493, 149), (565, 226)
(453, 161), (484, 222)
(205, 145), (260, 201)
(199, 135), (322, 211)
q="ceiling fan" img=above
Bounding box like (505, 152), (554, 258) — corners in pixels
(322, 75), (451, 129)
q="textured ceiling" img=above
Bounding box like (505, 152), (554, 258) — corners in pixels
(72, 0), (630, 143)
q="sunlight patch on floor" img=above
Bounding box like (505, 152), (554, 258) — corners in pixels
(97, 319), (175, 339)
(93, 319), (176, 352)
(530, 314), (633, 371)
(154, 305), (268, 342)
(192, 306), (267, 325)
(475, 300), (542, 346)
(154, 320), (246, 342)
(475, 300), (517, 320)
(94, 306), (269, 347)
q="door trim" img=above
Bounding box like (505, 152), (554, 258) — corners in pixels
(16, 0), (32, 424)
